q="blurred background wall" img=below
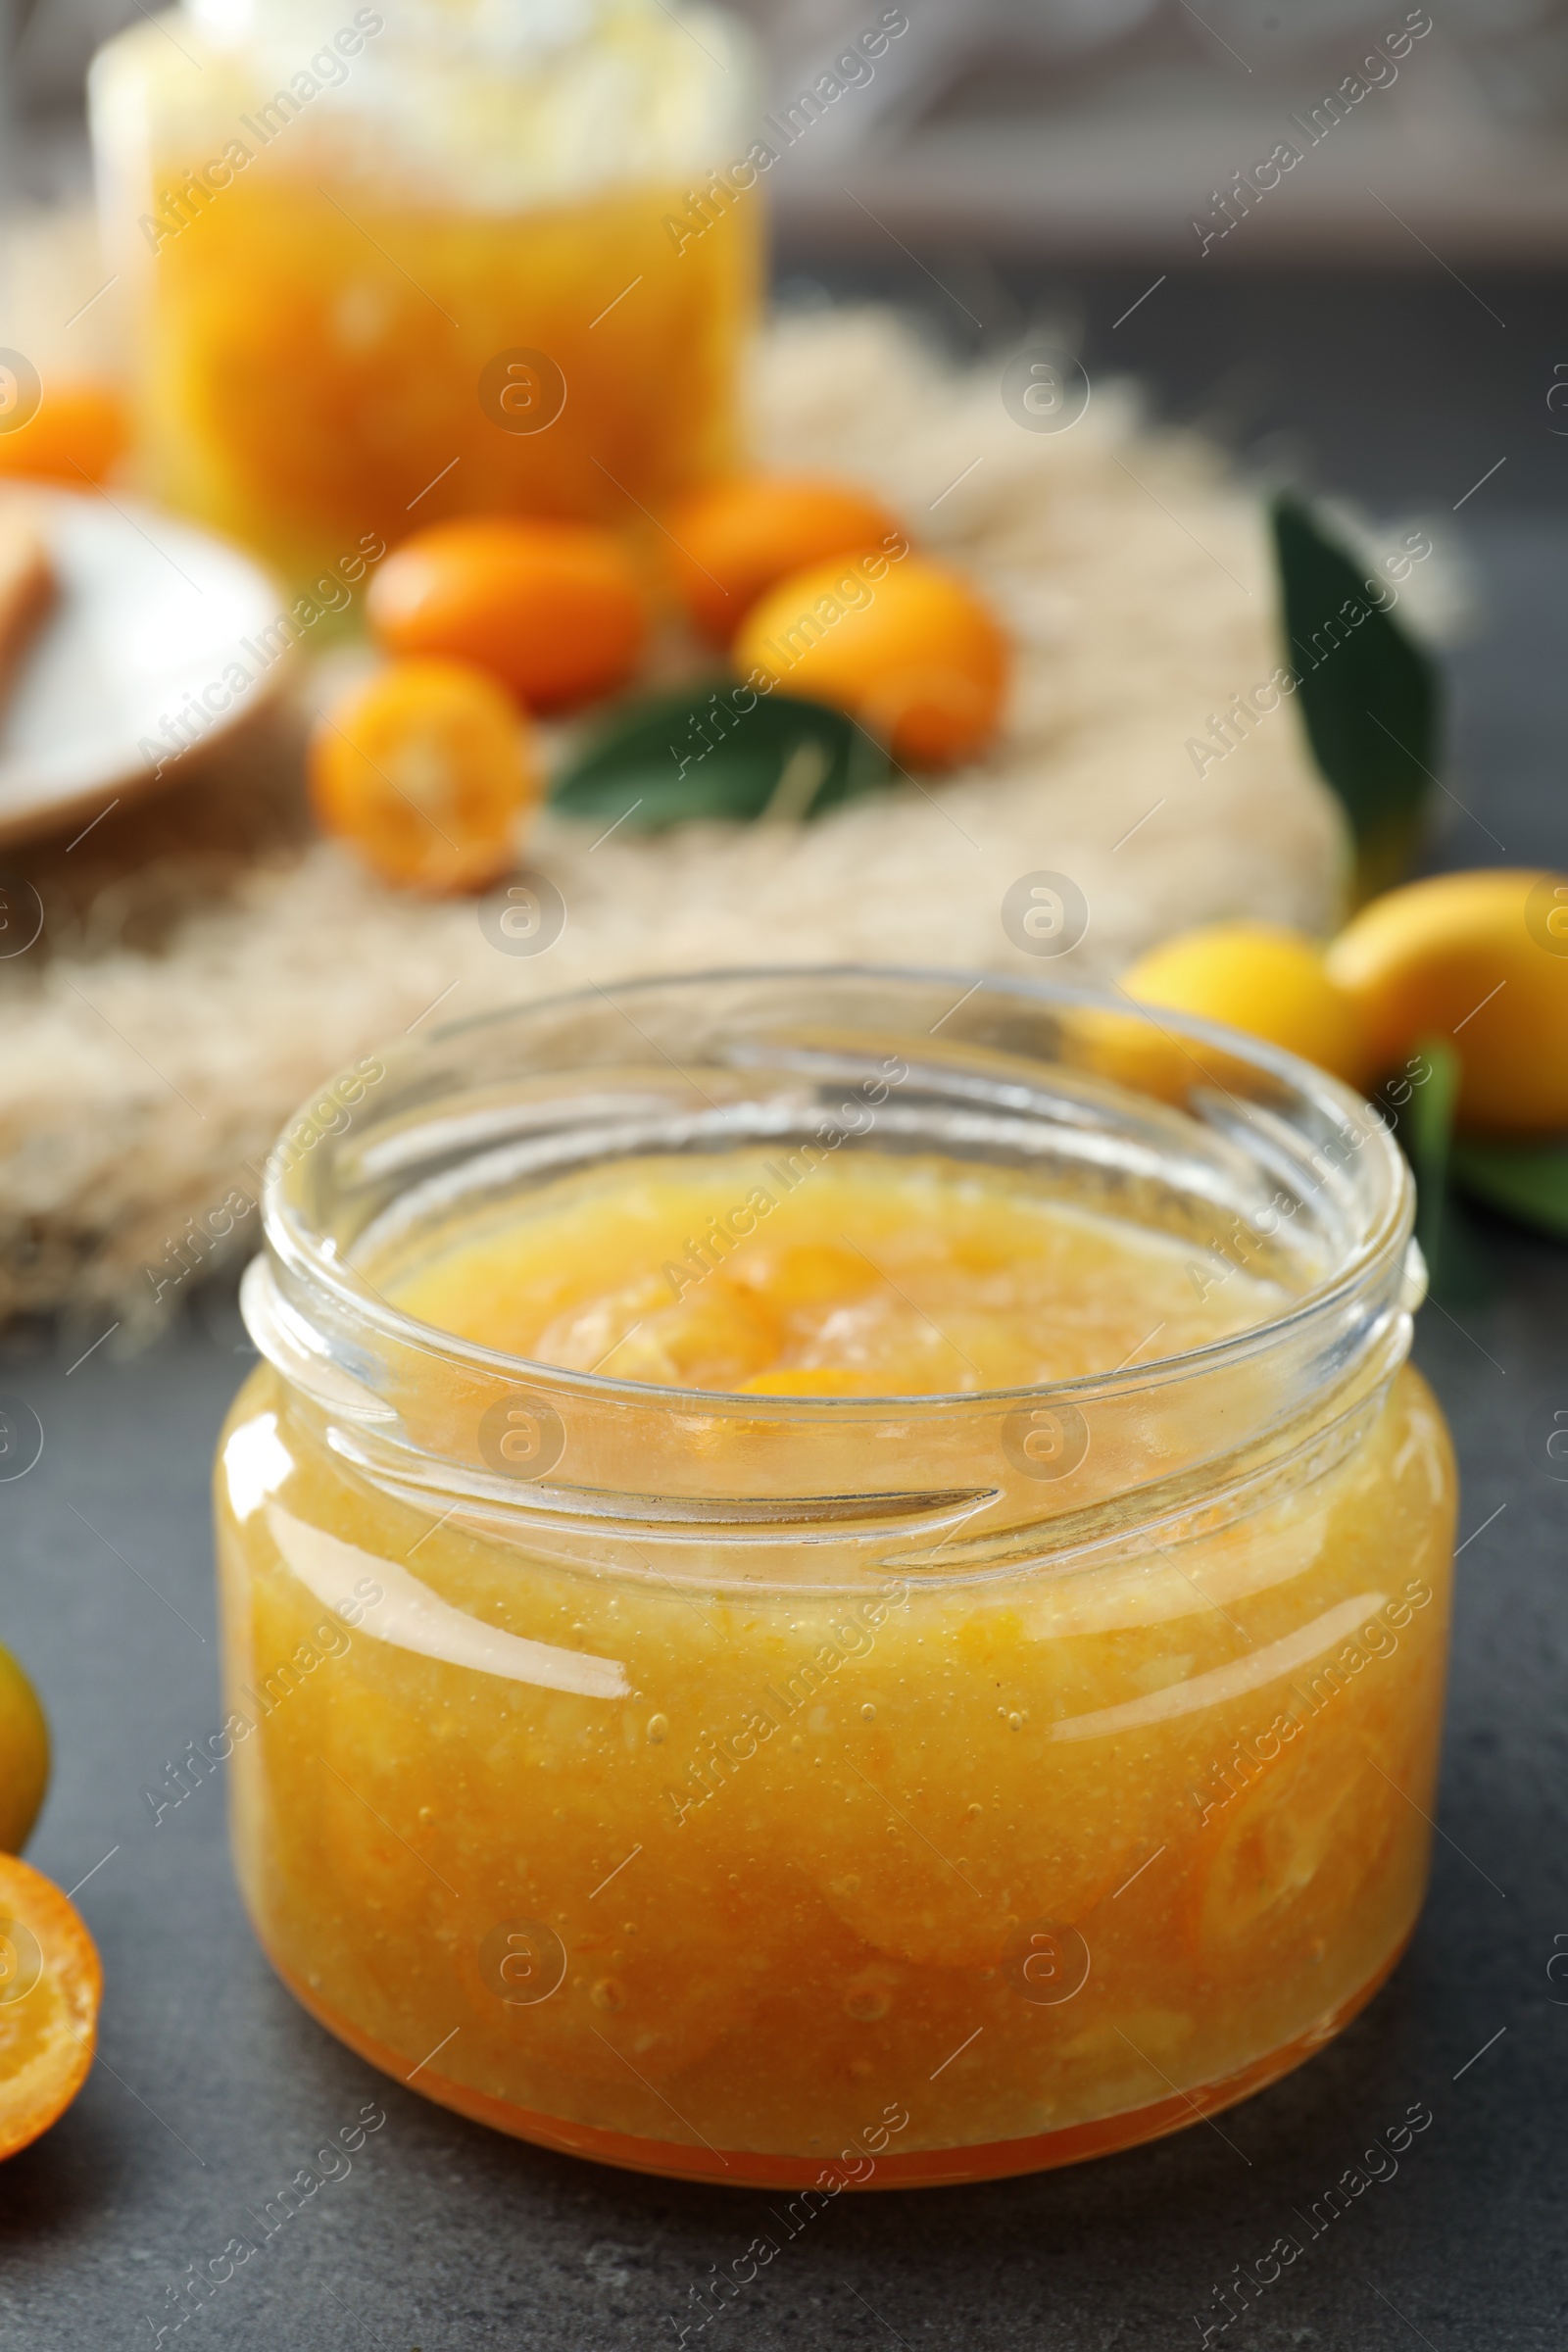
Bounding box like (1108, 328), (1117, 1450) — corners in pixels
(11, 0), (1568, 248)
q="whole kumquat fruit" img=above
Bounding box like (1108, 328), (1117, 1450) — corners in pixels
(0, 1643), (49, 1854)
(735, 552), (1008, 768)
(0, 1853), (101, 2162)
(666, 473), (906, 642)
(0, 381), (128, 485)
(1121, 922), (1371, 1091)
(1327, 867), (1568, 1134)
(368, 517), (647, 713)
(310, 659), (540, 894)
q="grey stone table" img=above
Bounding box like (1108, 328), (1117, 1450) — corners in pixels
(2, 300), (1567, 2343)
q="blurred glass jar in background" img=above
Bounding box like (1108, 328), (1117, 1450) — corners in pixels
(89, 0), (760, 584)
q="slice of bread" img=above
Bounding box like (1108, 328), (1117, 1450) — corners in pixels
(0, 503), (56, 718)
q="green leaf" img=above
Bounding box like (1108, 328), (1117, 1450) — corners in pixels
(1451, 1135), (1568, 1241)
(1270, 492), (1443, 903)
(550, 682), (895, 833)
(1404, 1037), (1493, 1306)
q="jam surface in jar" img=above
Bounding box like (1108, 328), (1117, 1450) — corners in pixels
(218, 1141), (1454, 2185)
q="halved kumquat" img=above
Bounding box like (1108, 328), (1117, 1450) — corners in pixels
(310, 659), (539, 894)
(0, 1854), (101, 2162)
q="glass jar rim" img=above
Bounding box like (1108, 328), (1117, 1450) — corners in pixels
(254, 961), (1419, 1418)
(239, 963), (1424, 1574)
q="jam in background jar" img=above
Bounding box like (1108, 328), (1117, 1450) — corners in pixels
(89, 0), (760, 585)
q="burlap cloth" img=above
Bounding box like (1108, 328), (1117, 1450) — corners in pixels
(0, 304), (1350, 1336)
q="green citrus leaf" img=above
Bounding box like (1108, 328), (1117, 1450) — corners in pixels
(550, 683), (895, 833)
(1404, 1037), (1493, 1306)
(1270, 492), (1442, 903)
(1450, 1136), (1568, 1241)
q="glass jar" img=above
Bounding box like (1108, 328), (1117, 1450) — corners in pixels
(88, 0), (760, 586)
(217, 969), (1455, 2188)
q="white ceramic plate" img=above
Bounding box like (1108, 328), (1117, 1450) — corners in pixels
(0, 485), (287, 850)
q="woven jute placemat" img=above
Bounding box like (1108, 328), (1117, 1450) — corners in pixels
(0, 304), (1347, 1335)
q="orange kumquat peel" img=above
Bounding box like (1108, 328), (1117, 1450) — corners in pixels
(368, 517), (648, 714)
(736, 552), (1010, 768)
(666, 473), (906, 643)
(1327, 868), (1568, 1134)
(1122, 923), (1372, 1092)
(0, 383), (129, 486)
(0, 1642), (49, 1855)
